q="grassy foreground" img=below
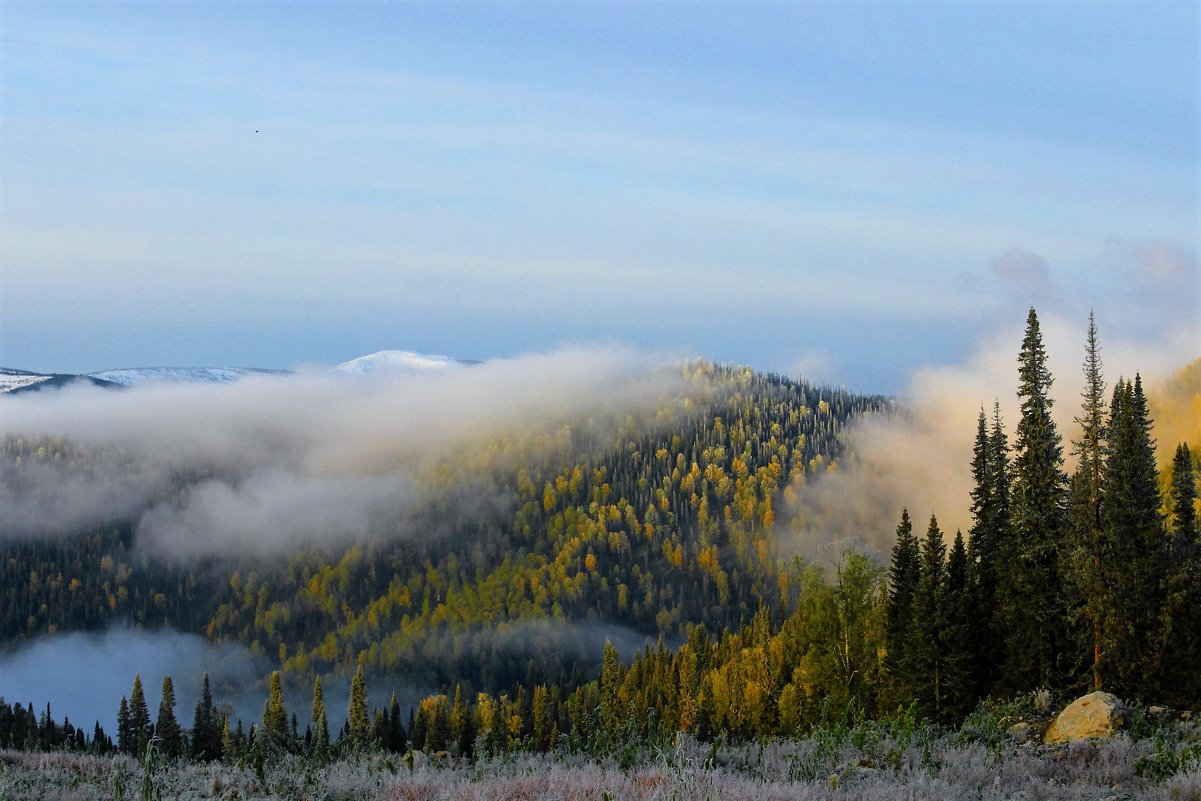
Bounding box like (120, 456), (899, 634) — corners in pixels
(3, 699), (1200, 801)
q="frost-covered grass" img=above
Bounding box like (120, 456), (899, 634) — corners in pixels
(4, 709), (1199, 801)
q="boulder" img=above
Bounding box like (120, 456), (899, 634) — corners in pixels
(1043, 692), (1127, 745)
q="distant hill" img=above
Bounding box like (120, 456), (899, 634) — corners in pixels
(0, 361), (883, 692)
(334, 350), (469, 375)
(0, 350), (472, 393)
(0, 368), (120, 394)
(87, 367), (290, 386)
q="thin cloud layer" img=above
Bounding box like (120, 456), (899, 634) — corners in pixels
(0, 346), (687, 557)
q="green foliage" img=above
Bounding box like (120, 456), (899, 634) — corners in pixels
(884, 508), (918, 705)
(1101, 376), (1165, 698)
(262, 671), (289, 749)
(1001, 307), (1070, 692)
(128, 675), (152, 758)
(154, 676), (182, 759)
(1168, 443), (1197, 547)
(348, 665), (371, 747)
(190, 673), (222, 761)
(311, 676), (330, 752)
(906, 515), (947, 722)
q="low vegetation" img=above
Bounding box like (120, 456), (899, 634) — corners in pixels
(3, 696), (1199, 801)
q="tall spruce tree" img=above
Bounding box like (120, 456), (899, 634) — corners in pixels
(1000, 308), (1069, 692)
(451, 683), (471, 757)
(1160, 442), (1200, 705)
(967, 404), (1009, 694)
(1168, 443), (1197, 549)
(117, 696), (132, 755)
(1066, 312), (1108, 690)
(155, 676), (182, 758)
(347, 665), (370, 746)
(191, 673), (221, 762)
(1102, 376), (1165, 698)
(387, 692), (405, 752)
(128, 674), (152, 756)
(262, 671), (289, 749)
(600, 640), (624, 740)
(907, 515), (947, 721)
(311, 676), (329, 752)
(941, 531), (976, 722)
(885, 509), (919, 706)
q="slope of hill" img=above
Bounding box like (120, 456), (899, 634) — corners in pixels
(0, 368), (53, 393)
(0, 362), (885, 692)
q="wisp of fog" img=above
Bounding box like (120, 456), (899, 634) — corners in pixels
(0, 346), (687, 557)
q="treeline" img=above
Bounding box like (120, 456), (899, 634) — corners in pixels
(882, 310), (1200, 724)
(0, 697), (105, 754)
(2, 551), (889, 762)
(2, 364), (885, 692)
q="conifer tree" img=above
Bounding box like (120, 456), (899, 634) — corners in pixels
(941, 531), (975, 722)
(1168, 443), (1197, 549)
(128, 674), (152, 756)
(220, 716), (233, 762)
(372, 707), (386, 747)
(450, 684), (471, 756)
(906, 514), (946, 721)
(409, 702), (427, 752)
(155, 676), (182, 758)
(1065, 312), (1108, 690)
(1000, 308), (1069, 692)
(1102, 376), (1165, 697)
(967, 404), (1009, 693)
(92, 722), (110, 755)
(311, 676), (329, 752)
(1160, 442), (1200, 704)
(117, 696), (132, 755)
(387, 692), (405, 752)
(423, 697), (450, 753)
(191, 673), (221, 762)
(347, 665), (370, 746)
(884, 509), (919, 705)
(531, 684), (551, 752)
(600, 640), (623, 740)
(262, 671), (289, 749)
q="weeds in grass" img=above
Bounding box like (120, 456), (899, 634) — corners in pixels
(4, 706), (1200, 801)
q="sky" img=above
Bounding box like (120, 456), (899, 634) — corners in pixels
(1, 1), (1197, 394)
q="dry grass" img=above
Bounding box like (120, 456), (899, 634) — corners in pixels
(2, 718), (1198, 801)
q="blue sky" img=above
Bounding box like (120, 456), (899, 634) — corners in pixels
(1, 1), (1196, 392)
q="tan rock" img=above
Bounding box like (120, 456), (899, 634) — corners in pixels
(1043, 692), (1127, 745)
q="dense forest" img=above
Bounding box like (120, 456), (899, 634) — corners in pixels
(2, 309), (1198, 765)
(1, 361), (883, 692)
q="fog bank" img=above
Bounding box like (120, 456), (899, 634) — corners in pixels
(1, 346), (687, 557)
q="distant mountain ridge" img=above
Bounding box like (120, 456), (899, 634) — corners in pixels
(0, 350), (470, 393)
(0, 368), (119, 394)
(88, 367), (291, 386)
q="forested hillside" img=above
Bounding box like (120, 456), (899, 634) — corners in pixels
(1, 362), (885, 691)
(2, 310), (1200, 781)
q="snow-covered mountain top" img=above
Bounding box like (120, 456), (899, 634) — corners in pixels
(87, 367), (290, 386)
(0, 369), (53, 393)
(334, 350), (464, 375)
